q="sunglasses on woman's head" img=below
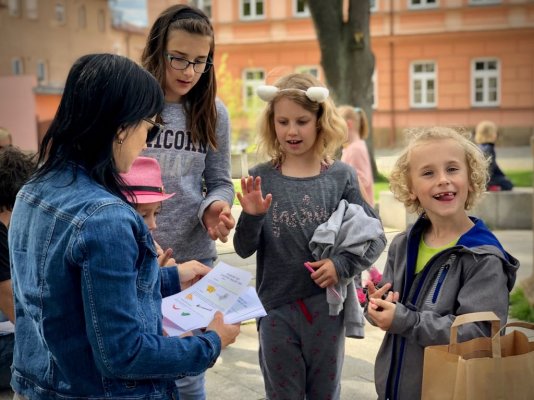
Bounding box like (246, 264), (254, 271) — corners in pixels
(143, 118), (164, 143)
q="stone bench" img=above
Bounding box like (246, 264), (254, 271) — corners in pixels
(379, 188), (532, 230)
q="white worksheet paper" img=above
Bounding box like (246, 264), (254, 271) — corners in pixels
(162, 262), (252, 333)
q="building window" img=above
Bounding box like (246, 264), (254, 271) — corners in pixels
(36, 60), (47, 82)
(8, 0), (21, 17)
(240, 0), (264, 20)
(295, 65), (319, 79)
(78, 5), (86, 29)
(409, 0), (438, 9)
(98, 9), (106, 32)
(25, 0), (38, 19)
(469, 0), (500, 5)
(243, 69), (265, 111)
(410, 61), (437, 108)
(293, 0), (310, 17)
(371, 0), (378, 12)
(189, 0), (212, 18)
(11, 58), (24, 75)
(55, 1), (66, 24)
(472, 59), (500, 107)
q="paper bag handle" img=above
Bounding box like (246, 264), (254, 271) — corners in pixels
(450, 312), (501, 357)
(497, 321), (534, 334)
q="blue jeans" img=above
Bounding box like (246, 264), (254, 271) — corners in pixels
(0, 333), (14, 389)
(175, 258), (215, 400)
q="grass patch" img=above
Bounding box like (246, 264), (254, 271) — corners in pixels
(509, 287), (534, 322)
(506, 170), (532, 187)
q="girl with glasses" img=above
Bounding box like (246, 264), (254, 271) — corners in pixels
(141, 5), (235, 399)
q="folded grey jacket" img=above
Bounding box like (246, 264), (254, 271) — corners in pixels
(309, 200), (386, 338)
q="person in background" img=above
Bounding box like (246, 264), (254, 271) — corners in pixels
(338, 105), (381, 304)
(338, 106), (374, 206)
(141, 5), (235, 398)
(9, 53), (239, 399)
(0, 128), (13, 150)
(0, 147), (35, 389)
(234, 73), (386, 399)
(474, 120), (513, 191)
(366, 127), (518, 400)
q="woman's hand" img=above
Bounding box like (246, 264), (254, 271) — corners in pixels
(236, 176), (272, 216)
(202, 200), (235, 243)
(206, 311), (241, 349)
(177, 261), (212, 289)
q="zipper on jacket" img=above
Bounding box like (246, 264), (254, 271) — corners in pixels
(431, 266), (449, 303)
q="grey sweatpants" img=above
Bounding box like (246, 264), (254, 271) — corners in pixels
(258, 293), (345, 400)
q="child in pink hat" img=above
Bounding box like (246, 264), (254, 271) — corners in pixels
(121, 157), (177, 266)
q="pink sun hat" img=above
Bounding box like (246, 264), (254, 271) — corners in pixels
(120, 157), (175, 204)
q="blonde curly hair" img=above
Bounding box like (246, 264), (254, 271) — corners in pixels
(257, 73), (347, 164)
(389, 127), (489, 214)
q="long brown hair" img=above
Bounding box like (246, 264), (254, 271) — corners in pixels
(141, 4), (218, 149)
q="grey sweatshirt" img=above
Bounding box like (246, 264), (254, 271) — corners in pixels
(143, 99), (234, 263)
(309, 200), (386, 338)
(233, 161), (386, 312)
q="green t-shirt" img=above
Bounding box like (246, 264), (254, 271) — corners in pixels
(415, 237), (458, 274)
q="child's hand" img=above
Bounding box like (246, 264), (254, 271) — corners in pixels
(307, 259), (339, 288)
(368, 297), (397, 331)
(236, 176), (272, 216)
(203, 201), (235, 243)
(158, 247), (176, 267)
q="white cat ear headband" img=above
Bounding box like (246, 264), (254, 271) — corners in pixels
(256, 85), (329, 103)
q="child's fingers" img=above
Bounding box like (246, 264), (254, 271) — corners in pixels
(158, 248), (173, 267)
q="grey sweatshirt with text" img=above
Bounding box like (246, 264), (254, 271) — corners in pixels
(143, 99), (234, 263)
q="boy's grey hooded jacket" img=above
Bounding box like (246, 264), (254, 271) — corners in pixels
(366, 216), (519, 400)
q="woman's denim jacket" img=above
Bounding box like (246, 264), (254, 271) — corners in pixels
(9, 164), (221, 399)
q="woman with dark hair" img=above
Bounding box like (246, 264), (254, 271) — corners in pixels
(141, 6), (235, 398)
(9, 53), (239, 399)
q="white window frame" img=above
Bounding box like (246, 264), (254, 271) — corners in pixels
(55, 1), (66, 24)
(408, 0), (438, 10)
(293, 0), (310, 18)
(469, 0), (500, 5)
(294, 65), (320, 79)
(11, 57), (23, 75)
(189, 0), (212, 18)
(25, 0), (38, 19)
(471, 58), (500, 107)
(240, 0), (265, 21)
(8, 0), (21, 17)
(410, 61), (437, 108)
(371, 0), (378, 12)
(242, 69), (265, 111)
(36, 60), (47, 82)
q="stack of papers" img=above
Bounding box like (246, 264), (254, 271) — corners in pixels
(162, 262), (266, 337)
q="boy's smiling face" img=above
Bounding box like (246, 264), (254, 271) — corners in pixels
(408, 138), (472, 221)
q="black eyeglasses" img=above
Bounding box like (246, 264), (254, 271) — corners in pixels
(164, 53), (212, 74)
(143, 118), (164, 142)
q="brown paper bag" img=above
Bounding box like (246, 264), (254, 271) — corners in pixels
(421, 311), (534, 400)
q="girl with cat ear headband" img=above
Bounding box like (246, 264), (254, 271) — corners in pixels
(256, 84), (330, 103)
